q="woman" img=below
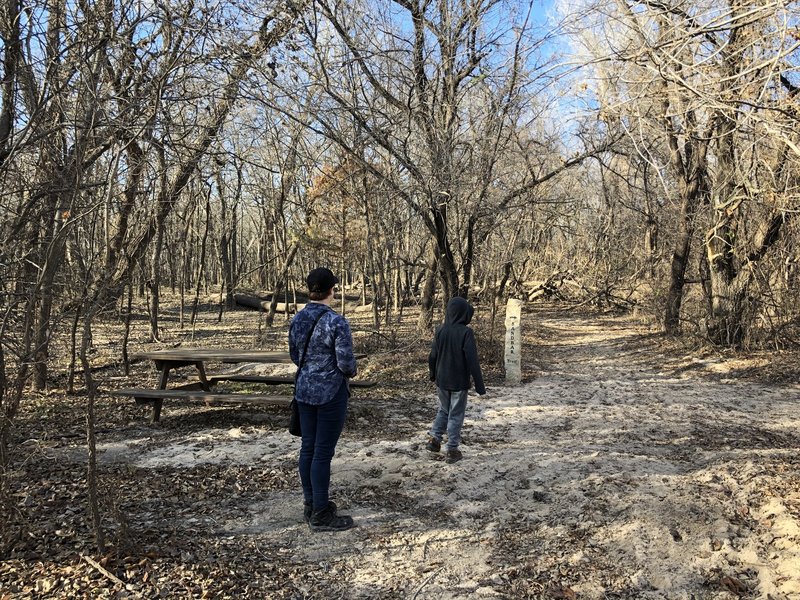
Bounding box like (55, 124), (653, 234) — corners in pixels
(288, 267), (356, 531)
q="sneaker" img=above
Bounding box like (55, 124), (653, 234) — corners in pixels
(309, 502), (354, 532)
(445, 449), (463, 464)
(425, 437), (441, 453)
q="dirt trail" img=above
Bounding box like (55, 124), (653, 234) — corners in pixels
(96, 311), (800, 599)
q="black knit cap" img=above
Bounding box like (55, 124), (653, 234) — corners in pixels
(306, 267), (339, 293)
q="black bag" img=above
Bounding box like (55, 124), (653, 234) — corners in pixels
(289, 311), (325, 437)
(289, 397), (301, 436)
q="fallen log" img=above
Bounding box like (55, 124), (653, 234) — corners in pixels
(234, 293), (304, 313)
(353, 302), (378, 313)
(234, 293), (265, 310)
(524, 271), (573, 301)
(255, 290), (311, 304)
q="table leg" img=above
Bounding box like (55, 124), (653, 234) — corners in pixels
(153, 362), (171, 422)
(151, 399), (163, 423)
(194, 361), (212, 392)
(156, 363), (171, 389)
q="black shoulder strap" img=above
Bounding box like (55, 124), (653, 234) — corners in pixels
(297, 310), (326, 376)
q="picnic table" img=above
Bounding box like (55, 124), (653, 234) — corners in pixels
(113, 348), (373, 422)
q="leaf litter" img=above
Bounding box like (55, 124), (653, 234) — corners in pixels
(1, 304), (799, 599)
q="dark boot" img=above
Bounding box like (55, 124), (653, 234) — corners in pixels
(425, 436), (441, 453)
(304, 500), (336, 523)
(445, 448), (463, 464)
(309, 502), (354, 532)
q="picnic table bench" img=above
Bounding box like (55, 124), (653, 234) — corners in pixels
(207, 374), (375, 387)
(113, 348), (374, 422)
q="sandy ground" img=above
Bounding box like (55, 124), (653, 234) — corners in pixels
(89, 311), (800, 599)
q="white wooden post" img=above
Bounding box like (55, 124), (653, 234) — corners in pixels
(504, 298), (523, 384)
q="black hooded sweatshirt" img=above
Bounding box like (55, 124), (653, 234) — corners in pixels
(428, 297), (486, 394)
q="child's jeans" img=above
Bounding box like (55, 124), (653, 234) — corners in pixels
(429, 388), (469, 450)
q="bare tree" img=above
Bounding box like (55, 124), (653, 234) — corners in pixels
(568, 0), (798, 341)
(273, 0), (611, 320)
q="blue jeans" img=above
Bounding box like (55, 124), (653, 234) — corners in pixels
(298, 382), (349, 511)
(429, 388), (468, 450)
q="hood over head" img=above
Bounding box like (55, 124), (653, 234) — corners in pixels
(445, 296), (474, 325)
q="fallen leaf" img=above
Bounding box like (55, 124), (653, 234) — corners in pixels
(720, 575), (748, 596)
(548, 585), (577, 599)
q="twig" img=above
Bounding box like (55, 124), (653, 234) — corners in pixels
(412, 567), (444, 599)
(81, 554), (125, 587)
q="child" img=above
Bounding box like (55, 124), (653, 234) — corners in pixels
(426, 296), (486, 463)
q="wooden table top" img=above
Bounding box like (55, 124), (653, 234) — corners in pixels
(136, 349), (294, 364)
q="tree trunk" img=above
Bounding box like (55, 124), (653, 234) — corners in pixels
(0, 0), (22, 167)
(705, 195), (787, 346)
(661, 106), (709, 334)
(704, 269), (749, 346)
(437, 248), (458, 302)
(190, 188), (213, 327)
(217, 168), (237, 310)
(33, 204), (68, 390)
(417, 245), (439, 331)
(121, 284), (133, 376)
(663, 208), (695, 335)
(148, 220), (164, 341)
(362, 187), (381, 327)
(458, 216), (476, 298)
(0, 288), (36, 526)
(67, 307), (80, 394)
(265, 242), (299, 327)
(79, 311), (104, 554)
(431, 193), (459, 301)
(643, 164), (659, 279)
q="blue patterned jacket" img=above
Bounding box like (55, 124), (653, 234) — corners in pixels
(289, 302), (357, 405)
